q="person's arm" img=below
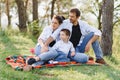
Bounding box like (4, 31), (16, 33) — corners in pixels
(81, 21), (101, 52)
(44, 21), (66, 46)
(70, 42), (76, 56)
(38, 27), (50, 52)
(38, 39), (44, 47)
(84, 21), (102, 37)
(85, 35), (99, 52)
(44, 36), (54, 46)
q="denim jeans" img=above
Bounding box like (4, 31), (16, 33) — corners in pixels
(35, 44), (88, 63)
(35, 45), (70, 62)
(76, 32), (103, 59)
(68, 52), (88, 63)
(54, 51), (70, 62)
(34, 45), (58, 66)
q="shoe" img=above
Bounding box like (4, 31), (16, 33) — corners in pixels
(89, 56), (94, 61)
(95, 58), (106, 64)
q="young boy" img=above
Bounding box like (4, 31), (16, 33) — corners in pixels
(26, 29), (75, 65)
(53, 29), (75, 62)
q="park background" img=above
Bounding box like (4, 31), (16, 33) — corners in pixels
(0, 0), (120, 80)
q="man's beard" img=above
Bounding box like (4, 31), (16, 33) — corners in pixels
(70, 19), (74, 23)
(70, 19), (76, 24)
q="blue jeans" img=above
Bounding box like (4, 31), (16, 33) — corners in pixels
(68, 52), (88, 63)
(76, 32), (103, 59)
(35, 44), (88, 63)
(54, 51), (70, 62)
(35, 45), (69, 62)
(34, 45), (58, 66)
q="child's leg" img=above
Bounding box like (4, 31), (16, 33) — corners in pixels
(68, 52), (88, 63)
(32, 61), (44, 67)
(55, 51), (70, 62)
(38, 49), (59, 61)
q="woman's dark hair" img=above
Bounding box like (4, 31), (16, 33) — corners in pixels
(70, 8), (81, 17)
(61, 29), (70, 36)
(53, 15), (65, 24)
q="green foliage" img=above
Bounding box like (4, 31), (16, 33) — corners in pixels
(0, 27), (20, 36)
(28, 20), (42, 39)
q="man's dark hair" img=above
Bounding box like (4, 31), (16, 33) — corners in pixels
(61, 29), (70, 36)
(70, 8), (81, 17)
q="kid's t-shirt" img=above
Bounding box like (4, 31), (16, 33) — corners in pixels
(52, 40), (75, 54)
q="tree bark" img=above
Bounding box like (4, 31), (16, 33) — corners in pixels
(15, 0), (27, 32)
(6, 0), (11, 26)
(32, 0), (38, 21)
(98, 2), (102, 31)
(51, 0), (56, 19)
(101, 0), (114, 56)
(0, 2), (1, 28)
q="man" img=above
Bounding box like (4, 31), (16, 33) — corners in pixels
(41, 8), (106, 64)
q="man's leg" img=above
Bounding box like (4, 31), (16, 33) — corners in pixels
(79, 32), (103, 59)
(92, 40), (103, 59)
(77, 32), (94, 53)
(77, 32), (106, 64)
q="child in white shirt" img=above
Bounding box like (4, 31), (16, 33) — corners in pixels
(27, 15), (65, 66)
(27, 29), (75, 65)
(53, 29), (75, 62)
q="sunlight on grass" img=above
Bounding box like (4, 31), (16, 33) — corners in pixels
(0, 27), (120, 80)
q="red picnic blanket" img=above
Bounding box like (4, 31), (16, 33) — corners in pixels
(5, 55), (101, 71)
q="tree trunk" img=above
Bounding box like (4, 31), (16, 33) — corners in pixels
(6, 0), (11, 26)
(15, 0), (27, 32)
(98, 3), (102, 31)
(0, 2), (1, 28)
(51, 0), (56, 19)
(32, 0), (38, 21)
(56, 0), (60, 14)
(101, 0), (114, 56)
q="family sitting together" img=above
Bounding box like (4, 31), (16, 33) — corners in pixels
(25, 8), (106, 70)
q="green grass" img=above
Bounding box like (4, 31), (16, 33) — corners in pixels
(0, 28), (120, 80)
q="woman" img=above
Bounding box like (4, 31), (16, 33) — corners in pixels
(32, 15), (65, 66)
(35, 15), (65, 55)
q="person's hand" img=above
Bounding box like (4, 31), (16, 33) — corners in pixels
(85, 41), (92, 52)
(71, 52), (75, 57)
(40, 45), (48, 53)
(34, 56), (40, 61)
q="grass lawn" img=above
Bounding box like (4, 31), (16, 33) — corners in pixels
(0, 28), (120, 80)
